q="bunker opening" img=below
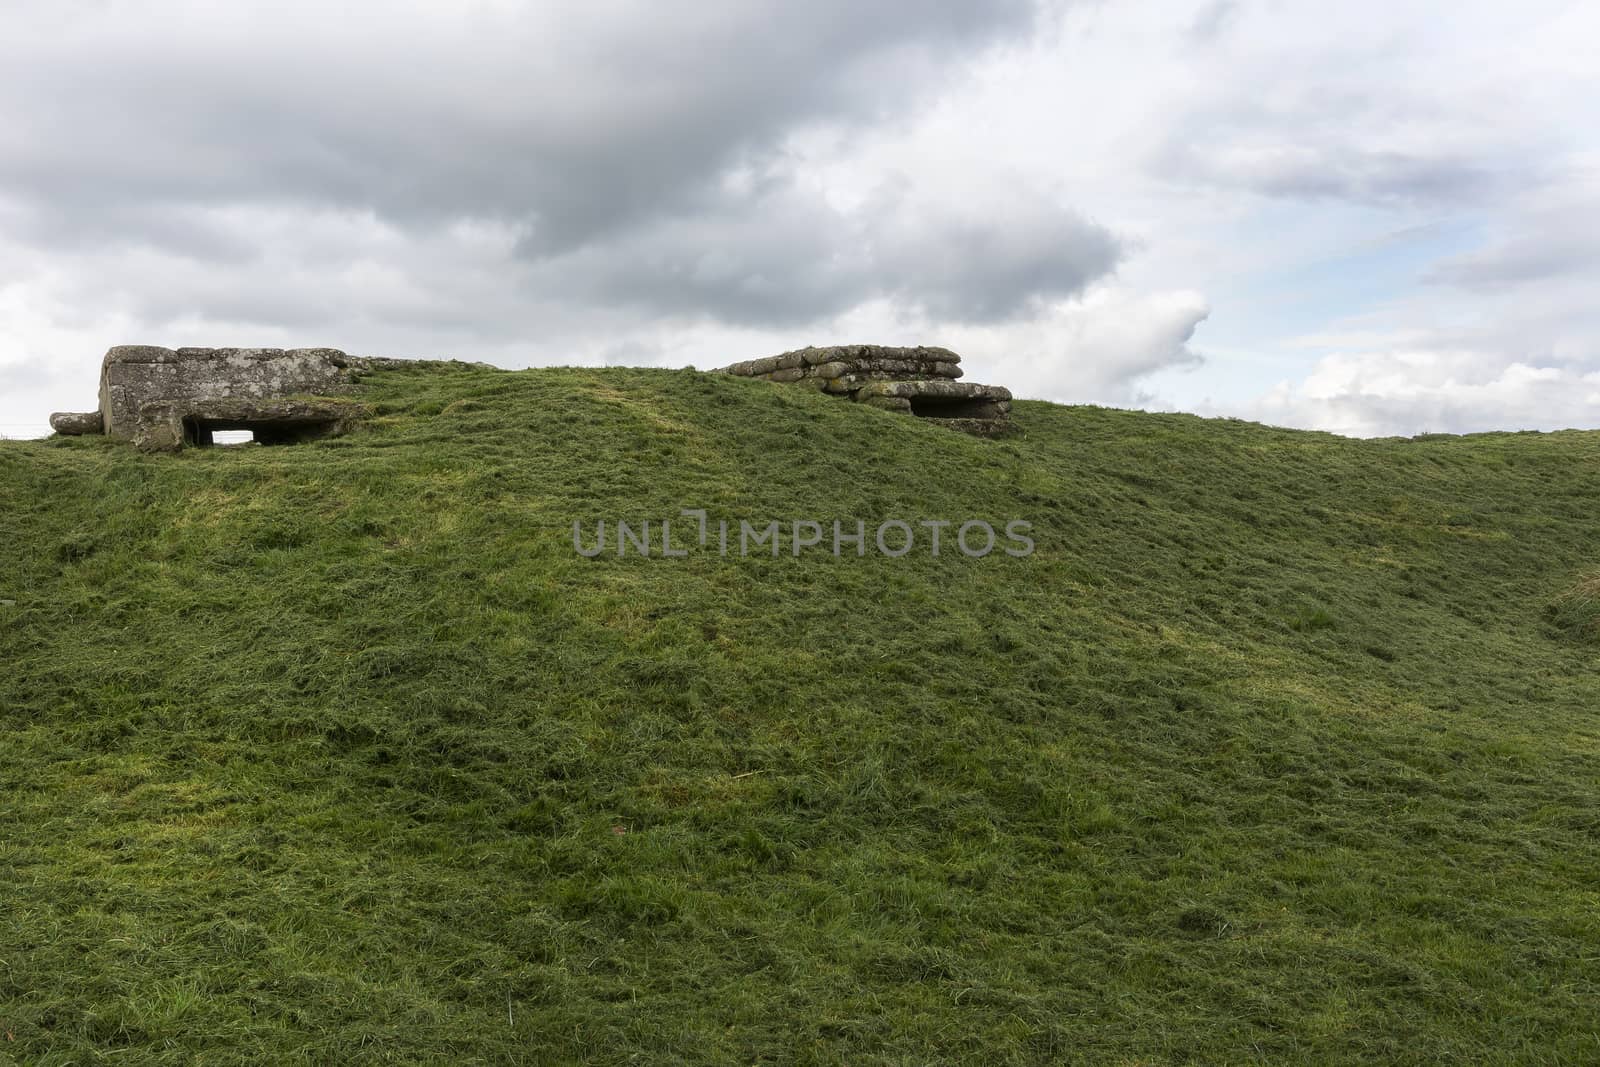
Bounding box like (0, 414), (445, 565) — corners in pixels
(908, 395), (1007, 420)
(183, 415), (341, 447)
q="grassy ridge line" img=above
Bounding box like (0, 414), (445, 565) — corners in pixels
(1, 363), (1598, 1063)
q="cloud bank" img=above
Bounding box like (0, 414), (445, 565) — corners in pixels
(2, 0), (1597, 438)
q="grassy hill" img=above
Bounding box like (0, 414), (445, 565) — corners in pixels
(2, 362), (1598, 1063)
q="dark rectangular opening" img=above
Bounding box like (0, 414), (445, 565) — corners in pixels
(184, 416), (339, 447)
(907, 396), (1005, 420)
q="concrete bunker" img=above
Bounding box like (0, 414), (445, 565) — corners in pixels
(50, 345), (373, 452)
(717, 345), (1013, 435)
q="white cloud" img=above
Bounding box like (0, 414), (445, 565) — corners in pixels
(1241, 348), (1600, 438)
(1425, 162), (1600, 291)
(944, 287), (1210, 405)
(3, 0), (1600, 439)
(1228, 162), (1600, 436)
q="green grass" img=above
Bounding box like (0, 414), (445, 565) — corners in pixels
(2, 361), (1599, 1063)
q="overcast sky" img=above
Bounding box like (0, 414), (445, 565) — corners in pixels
(2, 0), (1597, 439)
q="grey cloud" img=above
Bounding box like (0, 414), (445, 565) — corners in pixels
(1426, 224), (1600, 289)
(541, 178), (1122, 325)
(1152, 80), (1507, 207)
(0, 0), (1129, 336)
(868, 192), (1123, 321)
(1156, 137), (1497, 207)
(1187, 0), (1240, 43)
(0, 358), (75, 394)
(0, 0), (1037, 251)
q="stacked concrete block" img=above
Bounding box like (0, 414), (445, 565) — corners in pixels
(718, 345), (1012, 435)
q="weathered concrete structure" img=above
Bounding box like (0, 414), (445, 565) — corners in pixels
(51, 346), (375, 451)
(48, 341), (1015, 449)
(717, 345), (1013, 435)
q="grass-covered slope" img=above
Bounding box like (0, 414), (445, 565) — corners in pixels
(2, 362), (1599, 1063)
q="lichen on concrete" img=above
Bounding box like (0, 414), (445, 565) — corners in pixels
(716, 344), (1013, 434)
(52, 345), (377, 451)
